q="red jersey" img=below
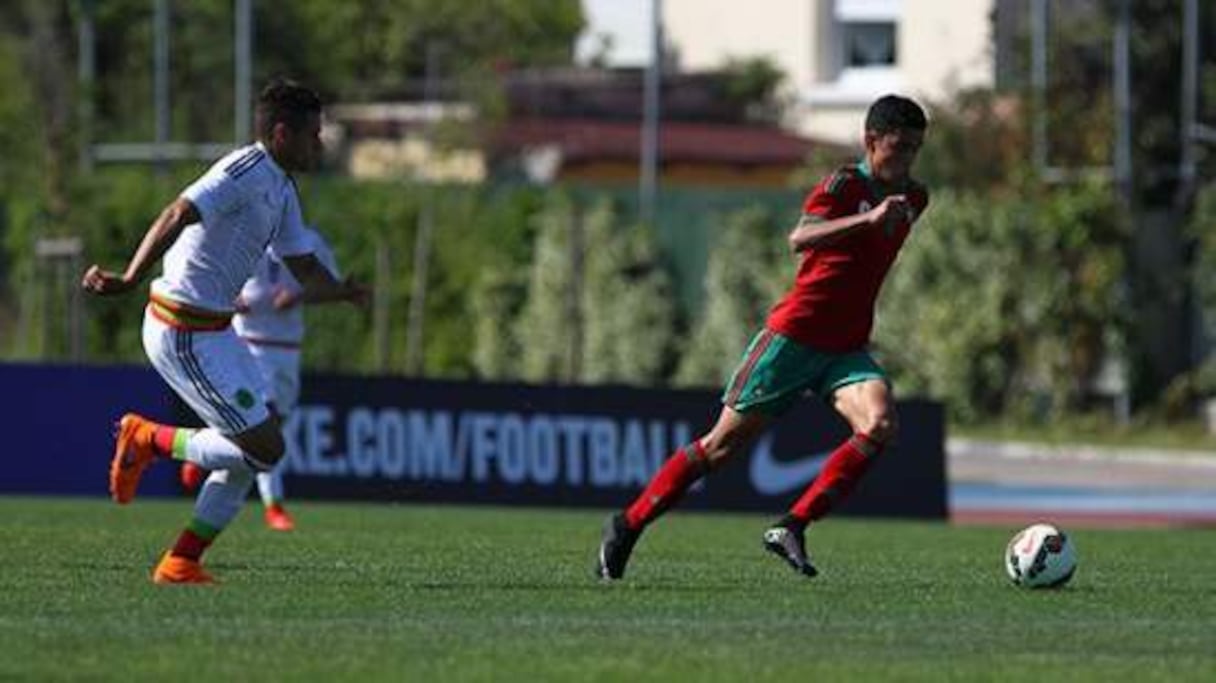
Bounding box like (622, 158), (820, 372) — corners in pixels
(766, 162), (929, 352)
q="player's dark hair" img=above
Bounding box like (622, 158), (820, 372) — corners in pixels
(255, 79), (322, 140)
(865, 95), (927, 134)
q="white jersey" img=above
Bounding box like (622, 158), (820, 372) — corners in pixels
(151, 142), (312, 312)
(233, 227), (341, 345)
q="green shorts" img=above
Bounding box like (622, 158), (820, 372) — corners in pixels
(721, 329), (888, 416)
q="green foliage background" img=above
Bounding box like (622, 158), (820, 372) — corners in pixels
(4, 0), (1216, 428)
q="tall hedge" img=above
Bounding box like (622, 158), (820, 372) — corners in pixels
(875, 182), (1128, 421)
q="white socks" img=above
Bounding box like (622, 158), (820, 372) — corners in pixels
(184, 428), (264, 472)
(194, 467), (254, 530)
(257, 467), (285, 506)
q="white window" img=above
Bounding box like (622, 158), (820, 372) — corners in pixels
(806, 0), (903, 107)
(843, 21), (896, 67)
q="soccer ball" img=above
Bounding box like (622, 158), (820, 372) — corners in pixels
(1004, 523), (1077, 588)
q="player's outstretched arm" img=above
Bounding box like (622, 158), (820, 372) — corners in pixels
(81, 197), (199, 297)
(787, 194), (910, 253)
(281, 253), (369, 309)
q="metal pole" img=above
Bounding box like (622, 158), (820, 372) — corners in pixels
(1177, 0), (1198, 208)
(153, 0), (170, 169)
(567, 205), (584, 382)
(69, 251), (83, 360)
(1112, 0), (1132, 207)
(639, 0), (662, 226)
(234, 0), (253, 144)
(374, 239), (391, 372)
(77, 0), (95, 172)
(404, 42), (440, 376)
(1030, 0), (1048, 175)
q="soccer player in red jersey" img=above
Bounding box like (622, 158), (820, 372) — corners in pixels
(596, 95), (930, 580)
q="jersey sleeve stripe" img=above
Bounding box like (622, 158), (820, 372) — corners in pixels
(825, 171), (850, 197)
(223, 148), (261, 173)
(225, 150), (266, 178)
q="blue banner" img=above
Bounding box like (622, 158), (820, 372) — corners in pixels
(2, 363), (179, 496)
(272, 374), (947, 518)
(6, 364), (946, 519)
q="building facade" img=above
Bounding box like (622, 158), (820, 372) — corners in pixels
(663, 0), (997, 144)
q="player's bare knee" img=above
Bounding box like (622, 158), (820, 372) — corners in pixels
(698, 434), (744, 466)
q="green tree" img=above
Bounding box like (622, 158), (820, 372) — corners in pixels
(0, 1), (81, 357)
(675, 207), (788, 387)
(471, 265), (528, 381)
(719, 55), (786, 124)
(516, 192), (579, 383)
(875, 183), (1128, 422)
(581, 202), (676, 385)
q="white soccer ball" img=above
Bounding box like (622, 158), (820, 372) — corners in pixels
(1004, 523), (1077, 588)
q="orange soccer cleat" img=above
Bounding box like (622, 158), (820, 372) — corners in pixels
(110, 413), (159, 504)
(180, 461), (206, 492)
(151, 551), (215, 585)
(264, 503), (296, 532)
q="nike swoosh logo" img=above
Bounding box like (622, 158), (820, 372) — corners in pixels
(748, 435), (830, 496)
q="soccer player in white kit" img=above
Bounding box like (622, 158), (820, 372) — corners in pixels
(180, 227), (359, 531)
(81, 80), (365, 584)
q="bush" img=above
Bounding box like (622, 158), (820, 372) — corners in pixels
(875, 182), (1129, 422)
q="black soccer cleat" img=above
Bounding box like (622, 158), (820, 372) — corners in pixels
(762, 522), (818, 578)
(596, 513), (641, 580)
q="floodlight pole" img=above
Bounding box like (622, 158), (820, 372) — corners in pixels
(77, 0), (95, 172)
(404, 42), (441, 376)
(1112, 0), (1132, 209)
(235, 0), (253, 144)
(639, 0), (663, 227)
(1030, 0), (1048, 175)
(1175, 0), (1199, 211)
(80, 0), (260, 165)
(153, 0), (170, 171)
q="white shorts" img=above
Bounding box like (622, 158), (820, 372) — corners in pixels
(245, 342), (302, 416)
(142, 307), (271, 435)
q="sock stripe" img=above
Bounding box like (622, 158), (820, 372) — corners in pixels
(186, 517), (221, 541)
(170, 428), (193, 460)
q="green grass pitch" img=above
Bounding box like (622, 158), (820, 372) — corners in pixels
(1, 496), (1214, 681)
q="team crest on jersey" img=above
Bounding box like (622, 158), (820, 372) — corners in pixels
(234, 388), (256, 410)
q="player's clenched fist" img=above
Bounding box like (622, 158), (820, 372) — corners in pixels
(81, 264), (135, 296)
(866, 194), (911, 226)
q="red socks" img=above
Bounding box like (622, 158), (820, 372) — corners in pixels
(622, 432), (882, 532)
(788, 432), (883, 524)
(152, 425), (178, 458)
(170, 519), (219, 561)
(624, 441), (710, 530)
